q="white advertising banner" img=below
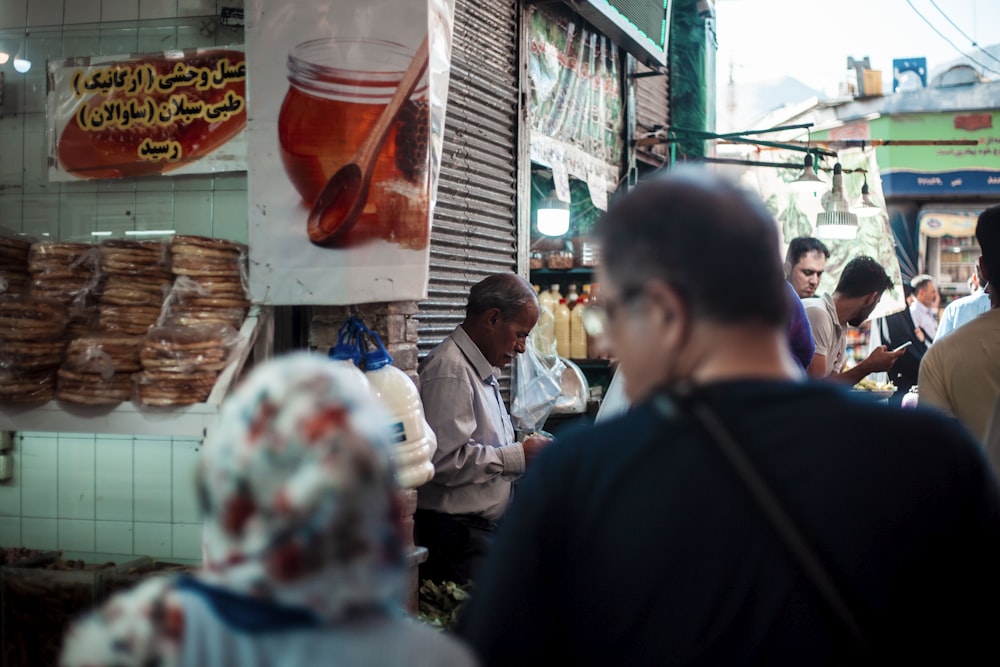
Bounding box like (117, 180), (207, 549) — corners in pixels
(245, 0), (455, 305)
(46, 48), (248, 181)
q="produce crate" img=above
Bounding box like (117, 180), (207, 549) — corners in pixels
(102, 559), (197, 600)
(0, 548), (61, 667)
(1, 556), (146, 667)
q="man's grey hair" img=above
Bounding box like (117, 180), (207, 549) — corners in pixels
(466, 272), (538, 319)
(910, 274), (935, 292)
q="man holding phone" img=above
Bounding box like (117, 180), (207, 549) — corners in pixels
(874, 281), (930, 404)
(804, 256), (905, 384)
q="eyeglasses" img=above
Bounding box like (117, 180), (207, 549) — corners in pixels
(580, 285), (644, 338)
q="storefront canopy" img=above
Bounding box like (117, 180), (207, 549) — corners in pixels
(918, 206), (984, 238)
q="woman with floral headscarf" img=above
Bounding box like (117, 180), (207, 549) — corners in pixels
(60, 352), (477, 667)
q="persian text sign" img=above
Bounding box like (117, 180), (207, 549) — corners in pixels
(47, 48), (248, 181)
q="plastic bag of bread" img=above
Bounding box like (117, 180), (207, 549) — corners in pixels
(140, 323), (240, 375)
(63, 335), (144, 378)
(98, 274), (173, 308)
(0, 231), (35, 296)
(28, 242), (99, 275)
(0, 339), (68, 372)
(0, 368), (57, 403)
(133, 369), (219, 406)
(98, 304), (162, 336)
(158, 276), (249, 330)
(28, 243), (101, 306)
(56, 367), (134, 406)
(0, 294), (69, 342)
(168, 235), (248, 284)
(98, 239), (171, 280)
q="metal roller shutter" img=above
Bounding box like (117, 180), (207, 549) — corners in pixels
(418, 0), (520, 396)
(635, 60), (670, 166)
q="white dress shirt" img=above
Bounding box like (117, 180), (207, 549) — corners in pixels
(910, 300), (939, 341)
(417, 325), (525, 520)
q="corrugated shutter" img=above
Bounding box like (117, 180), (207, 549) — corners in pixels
(418, 0), (519, 383)
(635, 60), (670, 166)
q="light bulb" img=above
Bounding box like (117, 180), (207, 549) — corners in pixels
(537, 208), (570, 236)
(13, 58), (31, 73)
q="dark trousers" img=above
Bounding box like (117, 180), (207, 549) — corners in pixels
(414, 510), (497, 586)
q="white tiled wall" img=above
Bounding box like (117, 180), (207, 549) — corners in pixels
(0, 433), (204, 563)
(0, 1), (244, 563)
(0, 0), (231, 30)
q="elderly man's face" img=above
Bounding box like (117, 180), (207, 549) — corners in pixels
(788, 250), (826, 299)
(916, 282), (940, 310)
(483, 303), (539, 368)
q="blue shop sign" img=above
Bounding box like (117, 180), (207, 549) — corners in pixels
(882, 170), (1000, 197)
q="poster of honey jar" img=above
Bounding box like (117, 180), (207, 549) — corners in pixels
(245, 0), (455, 306)
(277, 37), (430, 250)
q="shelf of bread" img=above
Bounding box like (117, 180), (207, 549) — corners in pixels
(0, 233), (262, 436)
(0, 307), (262, 436)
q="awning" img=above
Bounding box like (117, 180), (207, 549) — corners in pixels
(918, 206), (984, 238)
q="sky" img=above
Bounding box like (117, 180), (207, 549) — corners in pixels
(715, 0), (1000, 125)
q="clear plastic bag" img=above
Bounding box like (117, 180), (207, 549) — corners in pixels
(510, 340), (565, 433)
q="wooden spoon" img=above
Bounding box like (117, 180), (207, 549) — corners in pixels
(307, 36), (430, 246)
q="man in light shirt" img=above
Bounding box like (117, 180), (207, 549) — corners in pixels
(919, 205), (1000, 441)
(416, 272), (552, 585)
(937, 266), (990, 339)
(909, 274), (940, 342)
(804, 256), (904, 383)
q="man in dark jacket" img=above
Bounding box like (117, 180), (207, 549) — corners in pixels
(874, 282), (929, 404)
(457, 168), (1000, 666)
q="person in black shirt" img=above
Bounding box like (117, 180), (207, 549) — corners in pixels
(457, 167), (1000, 666)
(873, 282), (929, 404)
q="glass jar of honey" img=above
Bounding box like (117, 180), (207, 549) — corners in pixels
(278, 38), (430, 248)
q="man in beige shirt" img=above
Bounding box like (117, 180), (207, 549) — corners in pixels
(919, 204), (1000, 441)
(416, 272), (552, 584)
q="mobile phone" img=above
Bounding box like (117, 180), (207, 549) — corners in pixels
(892, 341), (912, 353)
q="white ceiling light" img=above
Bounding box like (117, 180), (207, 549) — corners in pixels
(789, 153), (827, 194)
(536, 190), (570, 237)
(850, 175), (881, 216)
(815, 163), (859, 240)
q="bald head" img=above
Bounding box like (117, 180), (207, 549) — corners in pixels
(596, 167), (788, 327)
(466, 272), (538, 320)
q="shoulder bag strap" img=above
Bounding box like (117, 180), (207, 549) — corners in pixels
(657, 388), (870, 653)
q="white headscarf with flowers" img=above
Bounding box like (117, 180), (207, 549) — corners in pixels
(61, 353), (405, 667)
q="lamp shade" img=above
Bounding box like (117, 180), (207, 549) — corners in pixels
(789, 153), (826, 194)
(536, 191), (570, 236)
(850, 180), (881, 216)
(815, 163), (859, 240)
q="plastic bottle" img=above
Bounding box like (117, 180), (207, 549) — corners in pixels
(532, 284), (556, 356)
(363, 343), (437, 489)
(538, 283), (555, 313)
(587, 282), (603, 359)
(554, 298), (571, 358)
(548, 283), (562, 305)
(570, 297), (587, 358)
(566, 284), (579, 310)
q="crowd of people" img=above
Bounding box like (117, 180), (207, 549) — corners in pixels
(59, 170), (1000, 666)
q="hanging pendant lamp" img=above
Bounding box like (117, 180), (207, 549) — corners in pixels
(815, 163), (859, 240)
(789, 153), (826, 194)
